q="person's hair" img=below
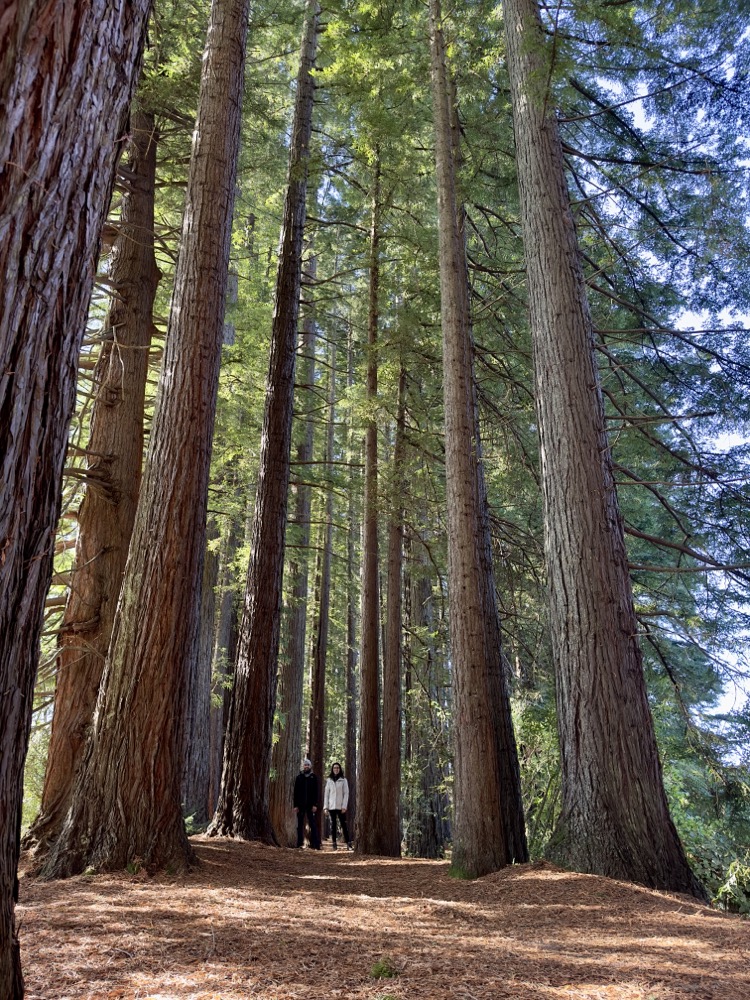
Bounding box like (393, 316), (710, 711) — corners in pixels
(329, 761), (344, 779)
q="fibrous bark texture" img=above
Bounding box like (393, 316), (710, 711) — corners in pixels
(356, 158), (386, 855)
(26, 109), (160, 854)
(501, 0), (702, 898)
(40, 0), (250, 880)
(429, 0), (528, 877)
(210, 0), (319, 842)
(0, 4), (152, 994)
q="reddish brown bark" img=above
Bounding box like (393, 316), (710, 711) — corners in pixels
(356, 157), (386, 855)
(381, 365), (407, 857)
(209, 0), (319, 841)
(429, 0), (527, 876)
(40, 0), (250, 879)
(26, 109), (160, 853)
(269, 266), (317, 846)
(502, 0), (702, 898)
(309, 343), (336, 809)
(0, 4), (152, 993)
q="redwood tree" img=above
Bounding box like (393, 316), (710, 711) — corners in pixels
(40, 0), (250, 878)
(356, 155), (386, 855)
(269, 278), (317, 846)
(501, 0), (703, 897)
(429, 0), (528, 877)
(210, 0), (320, 841)
(0, 4), (151, 994)
(26, 108), (160, 853)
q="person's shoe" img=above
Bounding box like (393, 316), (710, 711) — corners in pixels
(332, 843), (338, 850)
(347, 843), (353, 851)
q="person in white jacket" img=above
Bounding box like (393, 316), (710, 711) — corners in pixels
(323, 762), (352, 850)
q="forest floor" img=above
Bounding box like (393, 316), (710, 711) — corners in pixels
(16, 836), (750, 1000)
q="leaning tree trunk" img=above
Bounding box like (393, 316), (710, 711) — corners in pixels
(210, 0), (319, 841)
(501, 0), (702, 898)
(309, 342), (336, 808)
(269, 273), (317, 845)
(0, 5), (152, 994)
(40, 0), (250, 879)
(356, 156), (388, 856)
(429, 0), (528, 877)
(380, 365), (407, 857)
(26, 109), (160, 854)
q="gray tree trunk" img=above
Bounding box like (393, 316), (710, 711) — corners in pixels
(26, 109), (160, 854)
(183, 527), (220, 825)
(40, 0), (250, 879)
(502, 0), (702, 898)
(0, 5), (152, 993)
(210, 0), (319, 841)
(429, 0), (528, 877)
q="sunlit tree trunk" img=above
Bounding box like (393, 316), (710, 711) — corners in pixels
(26, 109), (160, 853)
(269, 270), (317, 845)
(429, 0), (528, 876)
(501, 0), (702, 898)
(0, 4), (151, 993)
(210, 0), (319, 841)
(381, 365), (406, 857)
(40, 0), (249, 879)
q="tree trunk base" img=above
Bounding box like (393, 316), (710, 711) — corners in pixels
(546, 818), (708, 902)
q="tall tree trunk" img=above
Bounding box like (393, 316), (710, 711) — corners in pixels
(183, 526), (220, 826)
(208, 512), (243, 816)
(269, 268), (317, 845)
(501, 0), (702, 898)
(356, 156), (387, 855)
(0, 5), (152, 994)
(40, 0), (250, 879)
(309, 343), (336, 807)
(26, 109), (160, 853)
(428, 0), (528, 877)
(345, 328), (359, 832)
(210, 0), (319, 841)
(381, 365), (406, 857)
(405, 527), (446, 860)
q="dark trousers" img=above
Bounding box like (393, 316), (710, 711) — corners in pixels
(329, 809), (350, 846)
(297, 807), (320, 849)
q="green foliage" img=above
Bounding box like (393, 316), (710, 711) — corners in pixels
(370, 957), (399, 979)
(715, 857), (750, 914)
(21, 722), (50, 832)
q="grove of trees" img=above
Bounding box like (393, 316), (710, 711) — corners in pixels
(3, 0), (750, 995)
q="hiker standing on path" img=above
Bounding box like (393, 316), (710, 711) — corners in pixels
(324, 761), (352, 850)
(294, 758), (321, 849)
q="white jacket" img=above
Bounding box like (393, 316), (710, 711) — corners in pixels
(324, 776), (349, 811)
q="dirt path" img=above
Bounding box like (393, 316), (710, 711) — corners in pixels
(17, 837), (750, 999)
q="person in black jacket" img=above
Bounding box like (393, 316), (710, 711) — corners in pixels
(293, 758), (320, 849)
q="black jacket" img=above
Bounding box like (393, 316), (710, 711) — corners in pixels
(293, 770), (318, 810)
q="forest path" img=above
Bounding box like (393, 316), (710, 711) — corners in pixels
(17, 837), (749, 1000)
